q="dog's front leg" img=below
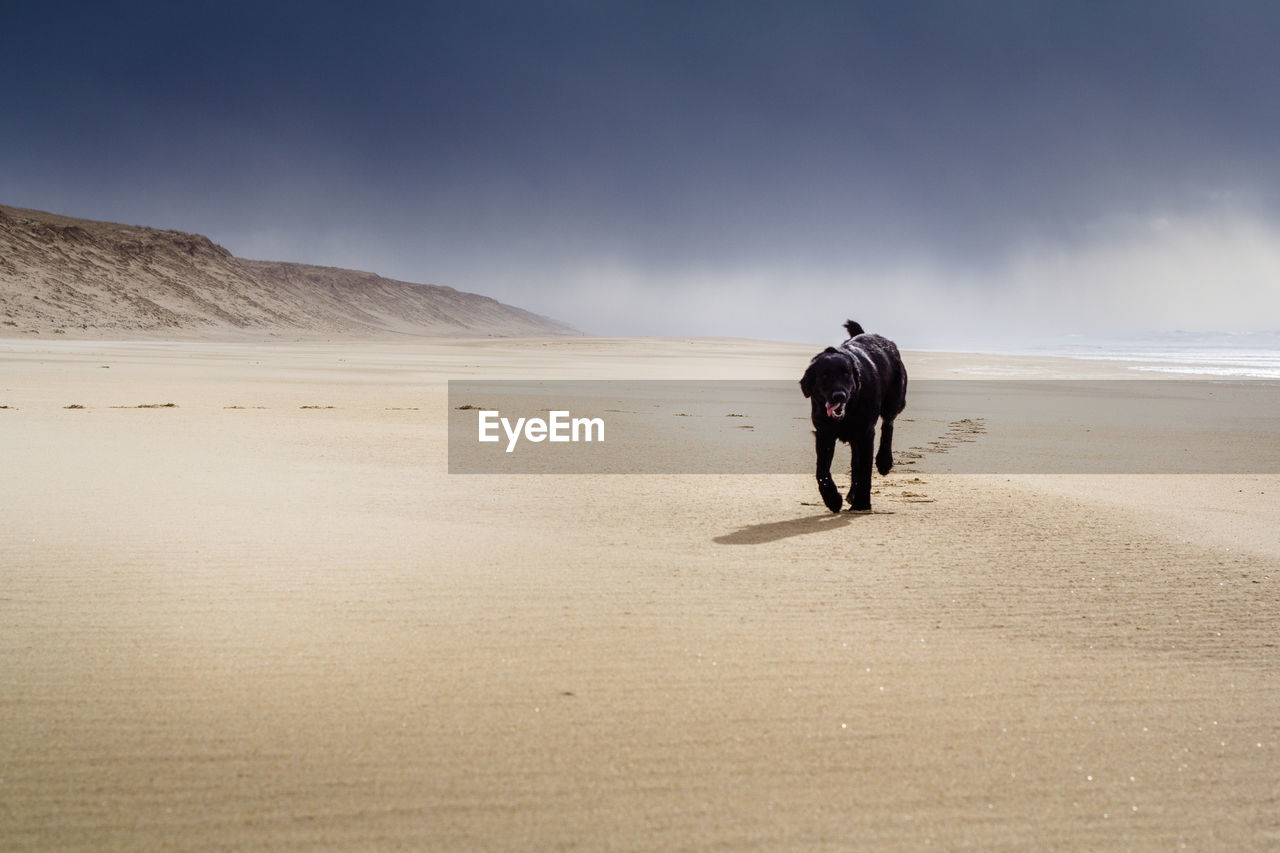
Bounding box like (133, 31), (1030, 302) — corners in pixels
(848, 427), (875, 511)
(876, 417), (895, 476)
(814, 430), (842, 513)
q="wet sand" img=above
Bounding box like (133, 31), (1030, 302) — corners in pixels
(1, 338), (1277, 850)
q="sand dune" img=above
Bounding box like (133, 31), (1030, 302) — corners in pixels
(1, 338), (1277, 850)
(0, 204), (576, 338)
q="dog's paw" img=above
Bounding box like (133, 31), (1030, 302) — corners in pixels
(818, 477), (843, 513)
(876, 455), (893, 477)
(848, 493), (872, 511)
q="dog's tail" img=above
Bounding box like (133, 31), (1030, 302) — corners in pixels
(844, 320), (865, 338)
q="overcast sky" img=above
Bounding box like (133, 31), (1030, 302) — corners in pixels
(3, 1), (1279, 346)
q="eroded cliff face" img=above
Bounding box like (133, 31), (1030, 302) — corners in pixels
(0, 204), (576, 338)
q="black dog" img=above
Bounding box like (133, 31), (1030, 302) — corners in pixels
(800, 321), (908, 512)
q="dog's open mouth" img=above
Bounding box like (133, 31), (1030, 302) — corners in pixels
(825, 401), (846, 419)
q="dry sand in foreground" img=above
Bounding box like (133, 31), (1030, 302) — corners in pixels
(1, 338), (1277, 850)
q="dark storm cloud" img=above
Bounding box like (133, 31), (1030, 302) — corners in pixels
(3, 1), (1279, 340)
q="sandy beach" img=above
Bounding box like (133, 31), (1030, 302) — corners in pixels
(1, 337), (1277, 850)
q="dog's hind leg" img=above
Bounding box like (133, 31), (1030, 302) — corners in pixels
(849, 427), (875, 511)
(876, 417), (895, 477)
(814, 431), (842, 513)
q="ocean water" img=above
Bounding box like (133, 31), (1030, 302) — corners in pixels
(1039, 331), (1280, 379)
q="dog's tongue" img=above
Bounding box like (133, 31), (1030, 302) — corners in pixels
(826, 402), (841, 417)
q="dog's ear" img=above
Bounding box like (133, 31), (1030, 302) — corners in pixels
(799, 362), (816, 398)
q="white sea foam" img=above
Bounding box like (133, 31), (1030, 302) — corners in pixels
(1040, 332), (1280, 379)
(1064, 349), (1280, 379)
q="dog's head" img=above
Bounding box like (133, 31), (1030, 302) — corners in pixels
(800, 347), (856, 420)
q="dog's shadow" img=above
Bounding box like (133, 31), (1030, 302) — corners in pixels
(714, 510), (867, 545)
